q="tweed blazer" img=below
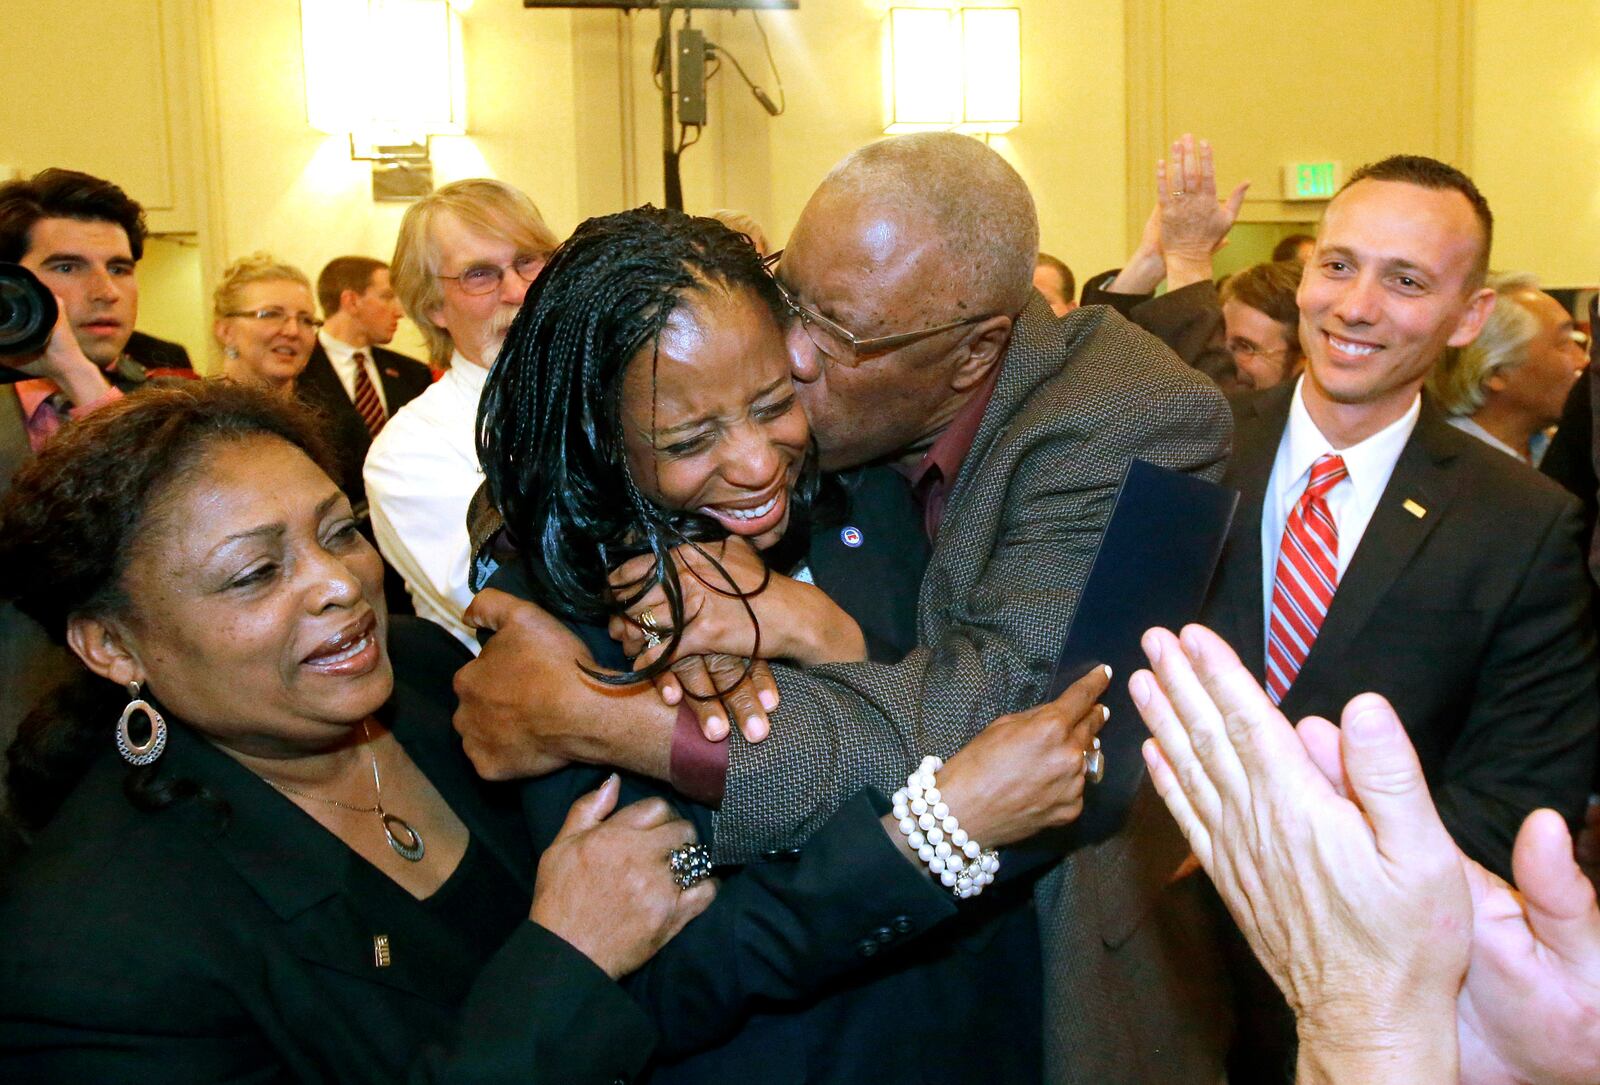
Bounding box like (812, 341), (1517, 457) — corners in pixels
(715, 293), (1230, 851)
(712, 293), (1234, 1084)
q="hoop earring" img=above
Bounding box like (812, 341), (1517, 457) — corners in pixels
(116, 680), (168, 766)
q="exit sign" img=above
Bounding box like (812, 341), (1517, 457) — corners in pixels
(1284, 161), (1341, 201)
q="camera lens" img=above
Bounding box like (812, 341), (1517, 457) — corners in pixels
(0, 262), (58, 358)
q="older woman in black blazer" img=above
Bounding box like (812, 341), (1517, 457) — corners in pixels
(0, 383), (1105, 1083)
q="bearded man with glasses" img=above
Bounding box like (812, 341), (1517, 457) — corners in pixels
(364, 179), (558, 651)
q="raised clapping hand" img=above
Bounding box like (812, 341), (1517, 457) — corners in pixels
(1130, 624), (1467, 1084)
(1110, 134), (1249, 296)
(1130, 623), (1600, 1085)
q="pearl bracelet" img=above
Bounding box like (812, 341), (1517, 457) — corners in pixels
(891, 755), (1001, 900)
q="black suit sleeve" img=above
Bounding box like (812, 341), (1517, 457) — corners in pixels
(1081, 272), (1237, 390)
(1435, 497), (1600, 874)
(410, 921), (657, 1084)
(623, 790), (957, 1057)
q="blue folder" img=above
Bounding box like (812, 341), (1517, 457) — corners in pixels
(1047, 457), (1238, 845)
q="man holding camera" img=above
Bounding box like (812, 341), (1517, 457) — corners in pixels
(0, 168), (177, 775)
(0, 168), (199, 468)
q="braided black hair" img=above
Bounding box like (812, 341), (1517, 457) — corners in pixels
(477, 206), (822, 683)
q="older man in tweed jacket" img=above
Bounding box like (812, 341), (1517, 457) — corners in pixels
(456, 134), (1233, 1083)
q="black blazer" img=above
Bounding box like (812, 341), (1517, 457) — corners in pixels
(297, 343), (432, 510)
(1202, 382), (1600, 877)
(0, 619), (963, 1084)
(0, 620), (653, 1084)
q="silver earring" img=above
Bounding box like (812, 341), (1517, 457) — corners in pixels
(116, 680), (167, 766)
(223, 345), (240, 360)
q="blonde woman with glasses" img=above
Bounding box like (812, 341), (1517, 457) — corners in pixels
(213, 253), (321, 396)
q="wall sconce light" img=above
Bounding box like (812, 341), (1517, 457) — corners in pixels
(300, 0), (468, 200)
(884, 6), (1021, 135)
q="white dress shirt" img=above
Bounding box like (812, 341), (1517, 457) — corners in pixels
(1260, 376), (1421, 641)
(364, 352), (486, 652)
(317, 330), (389, 413)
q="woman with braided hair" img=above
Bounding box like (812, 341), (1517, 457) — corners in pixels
(468, 207), (1108, 1082)
(476, 204), (870, 726)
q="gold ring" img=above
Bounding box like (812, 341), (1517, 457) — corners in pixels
(638, 608), (660, 635)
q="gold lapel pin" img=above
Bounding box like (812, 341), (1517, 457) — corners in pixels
(373, 934), (392, 968)
(1402, 499), (1427, 519)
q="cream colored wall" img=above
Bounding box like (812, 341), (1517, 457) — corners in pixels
(7, 0), (1600, 339)
(1471, 1), (1600, 287)
(136, 237), (210, 367)
(561, 0), (1130, 283)
(203, 0), (583, 367)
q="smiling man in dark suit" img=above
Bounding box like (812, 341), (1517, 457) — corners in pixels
(1199, 156), (1600, 1085)
(299, 256), (431, 512)
(1204, 156), (1598, 883)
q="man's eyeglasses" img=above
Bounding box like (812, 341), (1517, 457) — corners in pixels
(1226, 338), (1291, 362)
(762, 249), (995, 367)
(224, 307), (324, 331)
(437, 255), (547, 297)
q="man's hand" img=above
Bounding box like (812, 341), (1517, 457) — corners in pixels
(1108, 134), (1248, 296)
(14, 295), (114, 407)
(1157, 134), (1249, 289)
(454, 588), (674, 781)
(1456, 809), (1600, 1085)
(653, 654), (780, 744)
(1131, 624), (1467, 1083)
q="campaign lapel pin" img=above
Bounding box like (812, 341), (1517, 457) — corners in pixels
(840, 526), (864, 548)
(1402, 499), (1427, 519)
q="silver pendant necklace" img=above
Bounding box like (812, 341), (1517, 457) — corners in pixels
(262, 721), (426, 862)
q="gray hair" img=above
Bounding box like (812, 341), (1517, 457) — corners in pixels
(821, 133), (1039, 313)
(1428, 271), (1541, 416)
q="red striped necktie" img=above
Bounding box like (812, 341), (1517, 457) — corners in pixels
(351, 352), (387, 439)
(1266, 453), (1348, 704)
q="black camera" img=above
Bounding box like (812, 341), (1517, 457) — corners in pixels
(0, 262), (58, 362)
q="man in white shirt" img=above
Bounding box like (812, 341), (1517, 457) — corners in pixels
(1201, 154), (1600, 1081)
(364, 180), (558, 650)
(299, 256), (431, 511)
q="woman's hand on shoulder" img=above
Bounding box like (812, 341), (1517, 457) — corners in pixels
(530, 775), (715, 978)
(607, 538), (865, 667)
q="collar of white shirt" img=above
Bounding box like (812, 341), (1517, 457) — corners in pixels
(1275, 374), (1421, 510)
(316, 329), (386, 408)
(444, 349), (489, 399)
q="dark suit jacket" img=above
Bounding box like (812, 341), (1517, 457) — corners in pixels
(1203, 381), (1600, 877)
(298, 343), (431, 510)
(0, 619), (964, 1084)
(1079, 273), (1238, 390)
(0, 620), (654, 1084)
